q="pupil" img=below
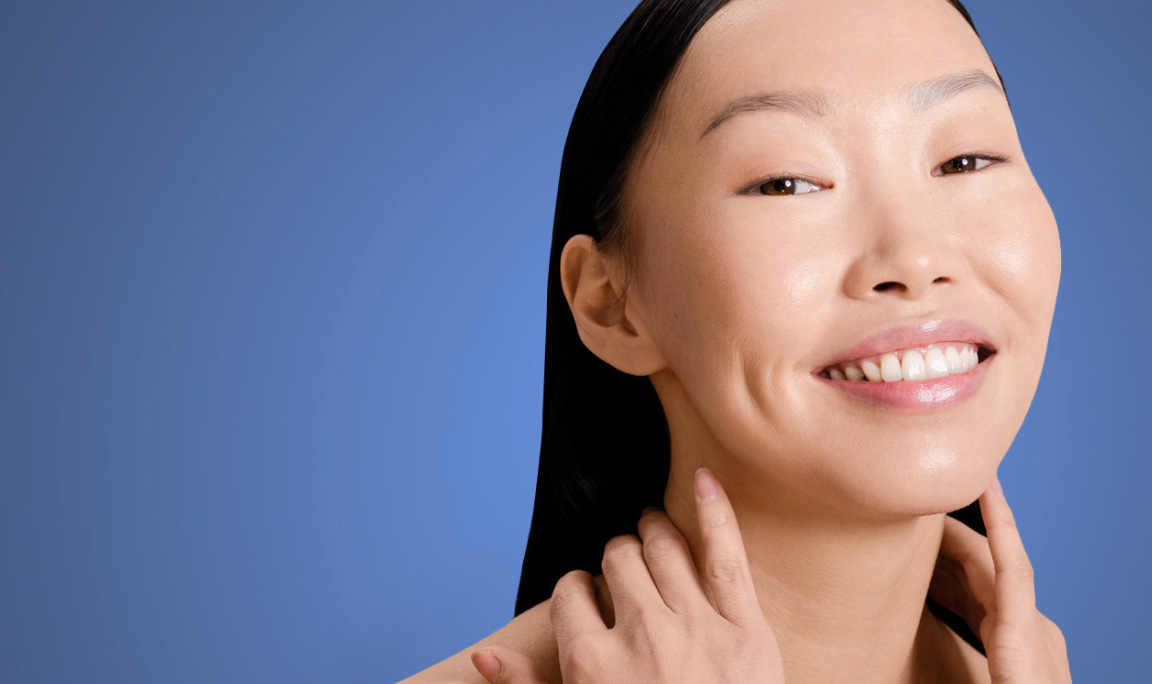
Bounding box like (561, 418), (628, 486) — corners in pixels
(773, 179), (793, 193)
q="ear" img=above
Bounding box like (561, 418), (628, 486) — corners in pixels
(559, 234), (666, 376)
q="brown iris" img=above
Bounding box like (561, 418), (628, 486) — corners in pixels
(761, 178), (801, 195)
(942, 155), (980, 174)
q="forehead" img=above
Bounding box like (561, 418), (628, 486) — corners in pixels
(656, 0), (998, 140)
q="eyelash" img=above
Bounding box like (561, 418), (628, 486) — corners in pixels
(743, 152), (1009, 196)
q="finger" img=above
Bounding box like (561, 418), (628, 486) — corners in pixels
(979, 474), (1038, 622)
(933, 515), (996, 627)
(591, 573), (616, 627)
(637, 506), (709, 613)
(929, 561), (992, 645)
(470, 646), (549, 684)
(694, 467), (760, 626)
(599, 533), (666, 622)
(549, 570), (607, 646)
(928, 564), (976, 626)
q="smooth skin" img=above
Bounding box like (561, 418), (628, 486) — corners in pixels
(473, 468), (788, 684)
(471, 470), (1071, 684)
(400, 0), (1067, 681)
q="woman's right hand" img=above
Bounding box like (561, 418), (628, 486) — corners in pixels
(471, 467), (787, 684)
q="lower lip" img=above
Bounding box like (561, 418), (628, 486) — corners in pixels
(813, 353), (995, 412)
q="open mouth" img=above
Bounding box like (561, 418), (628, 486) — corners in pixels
(816, 342), (997, 382)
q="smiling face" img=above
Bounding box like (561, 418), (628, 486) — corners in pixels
(608, 0), (1061, 517)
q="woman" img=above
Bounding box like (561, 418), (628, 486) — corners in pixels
(403, 0), (1070, 681)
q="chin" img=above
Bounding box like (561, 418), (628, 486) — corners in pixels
(794, 433), (1008, 520)
(848, 457), (1002, 519)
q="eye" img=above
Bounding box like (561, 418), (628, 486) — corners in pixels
(937, 153), (1008, 176)
(749, 176), (826, 196)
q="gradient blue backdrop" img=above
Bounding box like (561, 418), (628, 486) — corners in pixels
(1, 1), (1148, 682)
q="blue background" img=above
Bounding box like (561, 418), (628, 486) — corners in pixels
(1, 1), (1148, 682)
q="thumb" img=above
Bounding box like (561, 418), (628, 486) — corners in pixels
(469, 646), (548, 684)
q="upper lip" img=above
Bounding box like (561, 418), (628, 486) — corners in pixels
(814, 317), (997, 372)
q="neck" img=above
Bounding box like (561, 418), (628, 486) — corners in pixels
(663, 460), (958, 684)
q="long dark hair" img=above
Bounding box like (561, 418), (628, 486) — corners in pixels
(515, 0), (1007, 655)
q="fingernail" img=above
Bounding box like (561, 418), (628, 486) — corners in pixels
(988, 474), (1004, 499)
(470, 649), (502, 683)
(694, 467), (718, 500)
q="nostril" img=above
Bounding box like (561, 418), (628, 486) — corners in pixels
(873, 281), (902, 291)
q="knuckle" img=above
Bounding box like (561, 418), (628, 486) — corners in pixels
(564, 568), (593, 584)
(601, 536), (641, 573)
(1005, 556), (1035, 581)
(705, 557), (743, 584)
(637, 508), (670, 537)
(991, 513), (1019, 533)
(701, 509), (733, 532)
(643, 535), (685, 561)
(986, 639), (1032, 667)
(551, 572), (590, 608)
(605, 533), (640, 551)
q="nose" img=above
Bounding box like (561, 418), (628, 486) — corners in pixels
(842, 200), (964, 301)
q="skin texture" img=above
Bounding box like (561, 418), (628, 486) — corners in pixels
(464, 473), (1071, 684)
(475, 468), (789, 684)
(399, 0), (1066, 681)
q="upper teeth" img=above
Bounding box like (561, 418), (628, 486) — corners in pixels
(825, 343), (981, 381)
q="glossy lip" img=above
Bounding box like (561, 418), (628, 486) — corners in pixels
(813, 317), (996, 373)
(814, 352), (995, 412)
(811, 317), (999, 413)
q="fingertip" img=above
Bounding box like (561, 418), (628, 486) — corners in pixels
(980, 475), (1016, 528)
(987, 474), (1004, 499)
(470, 649), (501, 683)
(695, 467), (719, 501)
(564, 567), (593, 581)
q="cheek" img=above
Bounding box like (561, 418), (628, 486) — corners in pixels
(652, 210), (841, 363)
(640, 205), (845, 447)
(967, 185), (1061, 345)
(985, 219), (1059, 296)
(946, 184), (1061, 475)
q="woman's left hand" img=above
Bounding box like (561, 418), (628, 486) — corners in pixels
(928, 475), (1073, 683)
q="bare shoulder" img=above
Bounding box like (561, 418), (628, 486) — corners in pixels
(396, 597), (560, 684)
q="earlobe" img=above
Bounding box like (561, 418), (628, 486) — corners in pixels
(559, 234), (666, 376)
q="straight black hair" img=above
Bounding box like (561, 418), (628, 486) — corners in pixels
(515, 0), (1008, 656)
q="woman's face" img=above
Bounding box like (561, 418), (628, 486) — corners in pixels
(620, 0), (1060, 516)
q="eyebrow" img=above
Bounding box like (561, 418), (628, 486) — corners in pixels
(699, 69), (1006, 139)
